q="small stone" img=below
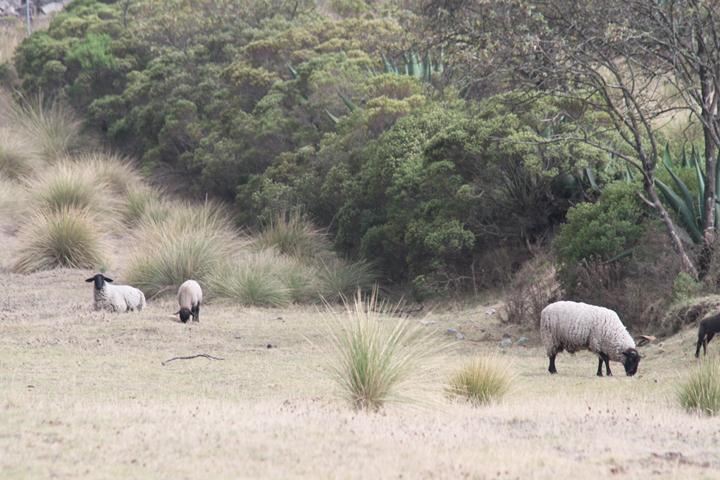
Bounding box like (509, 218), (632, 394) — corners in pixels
(420, 319), (436, 326)
(499, 338), (512, 348)
(266, 343), (273, 349)
(455, 332), (465, 340)
(486, 308), (497, 316)
(446, 328), (459, 336)
(516, 336), (529, 346)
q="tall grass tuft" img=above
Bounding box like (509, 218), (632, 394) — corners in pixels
(317, 258), (376, 302)
(124, 186), (170, 225)
(28, 161), (118, 217)
(678, 358), (720, 416)
(326, 289), (445, 411)
(0, 128), (39, 180)
(4, 93), (83, 162)
(254, 210), (332, 259)
(71, 151), (143, 195)
(13, 207), (107, 273)
(125, 202), (242, 297)
(209, 250), (292, 307)
(447, 357), (512, 406)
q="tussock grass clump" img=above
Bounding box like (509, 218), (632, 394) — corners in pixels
(71, 151), (142, 195)
(5, 94), (83, 162)
(678, 358), (720, 416)
(317, 258), (376, 302)
(209, 251), (292, 307)
(326, 289), (445, 411)
(28, 161), (118, 217)
(125, 202), (241, 297)
(255, 210), (332, 259)
(13, 207), (107, 273)
(124, 186), (171, 225)
(0, 178), (28, 217)
(447, 357), (512, 406)
(0, 128), (39, 180)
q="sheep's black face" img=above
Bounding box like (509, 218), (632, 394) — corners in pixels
(178, 307), (192, 323)
(622, 348), (640, 376)
(85, 273), (113, 290)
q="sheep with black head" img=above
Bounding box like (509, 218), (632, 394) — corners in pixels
(175, 279), (202, 323)
(86, 273), (146, 312)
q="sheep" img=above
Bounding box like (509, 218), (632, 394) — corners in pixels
(175, 279), (202, 323)
(540, 301), (640, 377)
(85, 273), (146, 313)
(695, 312), (720, 358)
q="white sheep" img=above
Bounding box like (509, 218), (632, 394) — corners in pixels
(175, 279), (202, 323)
(85, 273), (146, 313)
(540, 301), (640, 377)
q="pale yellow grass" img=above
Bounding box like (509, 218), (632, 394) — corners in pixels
(1, 266), (720, 479)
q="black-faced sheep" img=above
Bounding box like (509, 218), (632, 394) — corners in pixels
(540, 301), (640, 377)
(695, 313), (720, 358)
(85, 273), (146, 312)
(175, 279), (202, 323)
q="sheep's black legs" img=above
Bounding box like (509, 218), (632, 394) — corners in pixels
(696, 332), (705, 358)
(548, 354), (557, 374)
(192, 304), (200, 323)
(597, 353), (611, 377)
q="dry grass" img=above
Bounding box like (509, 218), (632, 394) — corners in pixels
(12, 207), (108, 273)
(3, 93), (83, 162)
(0, 266), (719, 479)
(125, 202), (244, 297)
(0, 127), (40, 180)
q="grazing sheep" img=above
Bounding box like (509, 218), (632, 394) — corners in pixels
(695, 313), (720, 358)
(540, 301), (640, 377)
(85, 273), (146, 312)
(175, 279), (202, 323)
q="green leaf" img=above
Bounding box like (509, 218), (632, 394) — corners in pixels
(656, 178), (703, 243)
(663, 143), (699, 222)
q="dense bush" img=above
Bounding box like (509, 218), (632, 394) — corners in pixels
(13, 0), (623, 291)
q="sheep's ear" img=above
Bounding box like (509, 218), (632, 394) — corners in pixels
(85, 277), (95, 282)
(103, 275), (114, 283)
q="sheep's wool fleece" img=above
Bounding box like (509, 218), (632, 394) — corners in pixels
(177, 279), (202, 308)
(540, 301), (635, 362)
(94, 285), (146, 312)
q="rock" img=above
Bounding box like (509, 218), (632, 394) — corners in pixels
(420, 319), (436, 326)
(499, 338), (512, 348)
(516, 336), (529, 346)
(445, 328), (465, 340)
(486, 308), (497, 316)
(39, 1), (63, 14)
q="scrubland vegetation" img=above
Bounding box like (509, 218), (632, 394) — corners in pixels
(2, 1), (720, 478)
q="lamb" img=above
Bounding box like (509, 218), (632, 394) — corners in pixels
(85, 273), (146, 312)
(175, 279), (202, 323)
(540, 301), (640, 377)
(695, 312), (720, 358)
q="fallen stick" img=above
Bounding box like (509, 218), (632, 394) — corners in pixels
(161, 354), (225, 366)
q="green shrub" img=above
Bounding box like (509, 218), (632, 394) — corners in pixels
(672, 272), (703, 303)
(447, 357), (512, 406)
(326, 289), (445, 411)
(554, 181), (649, 292)
(678, 358), (720, 416)
(13, 207), (107, 273)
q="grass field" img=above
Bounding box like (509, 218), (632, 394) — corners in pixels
(1, 258), (719, 479)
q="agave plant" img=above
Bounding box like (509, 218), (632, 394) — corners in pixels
(654, 144), (716, 244)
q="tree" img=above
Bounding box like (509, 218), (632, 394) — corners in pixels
(421, 0), (720, 279)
